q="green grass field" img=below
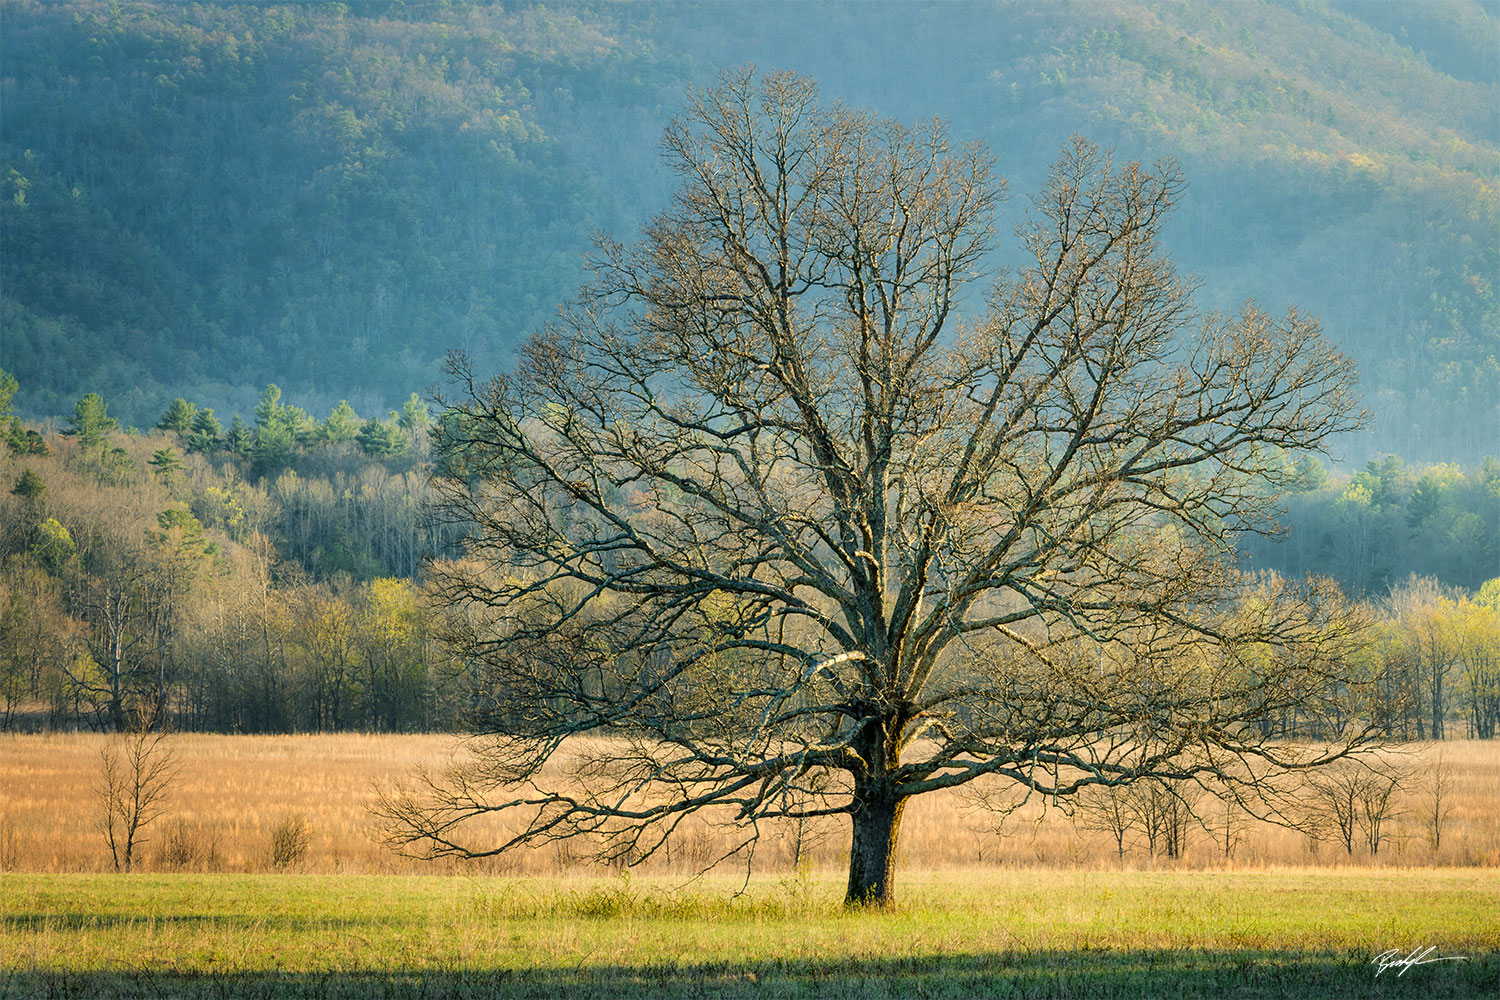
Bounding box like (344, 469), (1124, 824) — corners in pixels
(3, 869), (1496, 998)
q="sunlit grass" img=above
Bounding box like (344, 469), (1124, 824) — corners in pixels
(2, 869), (1495, 998)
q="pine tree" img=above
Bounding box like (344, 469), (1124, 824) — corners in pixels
(225, 416), (253, 458)
(66, 393), (117, 450)
(323, 401), (361, 444)
(187, 408), (222, 453)
(155, 398), (198, 435)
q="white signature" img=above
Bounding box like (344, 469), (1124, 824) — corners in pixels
(1371, 946), (1468, 977)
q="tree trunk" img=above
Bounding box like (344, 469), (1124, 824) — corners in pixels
(1432, 677), (1444, 740)
(844, 788), (904, 907)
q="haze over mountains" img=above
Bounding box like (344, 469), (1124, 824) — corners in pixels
(2, 0), (1496, 463)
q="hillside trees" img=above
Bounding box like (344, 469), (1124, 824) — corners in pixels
(0, 374), (1490, 743)
(1, 0), (612, 421)
(1241, 457), (1500, 594)
(1, 2), (1495, 463)
(382, 73), (1380, 906)
(0, 555), (80, 727)
(0, 380), (461, 731)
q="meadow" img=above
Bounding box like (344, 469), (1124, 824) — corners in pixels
(2, 735), (1497, 997)
(1, 733), (1498, 875)
(2, 868), (1496, 998)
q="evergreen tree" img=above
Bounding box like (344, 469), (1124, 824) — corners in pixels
(65, 393), (117, 450)
(253, 418), (296, 474)
(398, 393), (430, 434)
(225, 416), (253, 458)
(254, 384), (286, 431)
(150, 504), (214, 561)
(148, 447), (183, 485)
(252, 384), (306, 472)
(284, 404), (320, 449)
(12, 468), (46, 503)
(154, 398), (198, 435)
(323, 401), (361, 444)
(5, 417), (46, 455)
(357, 416), (408, 458)
(187, 408), (222, 453)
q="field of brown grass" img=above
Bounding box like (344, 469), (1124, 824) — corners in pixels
(2, 733), (1497, 875)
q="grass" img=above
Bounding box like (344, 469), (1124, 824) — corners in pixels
(3, 735), (1497, 995)
(2, 868), (1496, 998)
(3, 733), (1499, 875)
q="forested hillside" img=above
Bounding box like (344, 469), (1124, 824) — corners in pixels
(1242, 454), (1500, 594)
(0, 373), (471, 732)
(2, 0), (1495, 462)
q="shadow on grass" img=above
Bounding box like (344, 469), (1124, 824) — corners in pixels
(2, 913), (371, 933)
(4, 950), (1494, 999)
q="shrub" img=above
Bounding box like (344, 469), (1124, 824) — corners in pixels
(156, 819), (222, 872)
(266, 815), (310, 871)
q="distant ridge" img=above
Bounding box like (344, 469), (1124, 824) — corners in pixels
(2, 0), (1494, 462)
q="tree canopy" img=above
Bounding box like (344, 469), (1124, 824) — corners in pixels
(380, 72), (1381, 906)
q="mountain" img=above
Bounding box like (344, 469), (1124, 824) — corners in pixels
(2, 0), (1495, 462)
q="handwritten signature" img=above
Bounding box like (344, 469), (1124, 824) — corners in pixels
(1372, 946), (1468, 977)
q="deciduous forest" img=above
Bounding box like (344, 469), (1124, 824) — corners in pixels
(2, 0), (1496, 460)
(1, 0), (1497, 741)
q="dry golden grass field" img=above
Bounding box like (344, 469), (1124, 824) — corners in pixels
(4, 735), (1498, 997)
(1, 733), (1497, 876)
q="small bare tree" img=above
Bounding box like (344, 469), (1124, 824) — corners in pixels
(1423, 748), (1456, 853)
(1307, 760), (1403, 857)
(1218, 794), (1247, 862)
(98, 715), (177, 872)
(1160, 781), (1200, 860)
(1077, 784), (1136, 859)
(1357, 772), (1401, 857)
(1126, 778), (1197, 860)
(265, 814), (311, 871)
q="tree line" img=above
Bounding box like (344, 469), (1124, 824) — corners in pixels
(1242, 454), (1499, 594)
(1, 369), (1495, 740)
(0, 371), (476, 732)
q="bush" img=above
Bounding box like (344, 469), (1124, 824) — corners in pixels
(156, 819), (222, 872)
(265, 815), (310, 871)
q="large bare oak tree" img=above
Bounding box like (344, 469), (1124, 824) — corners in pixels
(380, 71), (1376, 906)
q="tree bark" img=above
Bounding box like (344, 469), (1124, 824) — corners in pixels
(845, 786), (904, 907)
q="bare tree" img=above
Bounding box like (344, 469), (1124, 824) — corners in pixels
(98, 713), (177, 872)
(1218, 792), (1247, 862)
(1159, 780), (1199, 861)
(1307, 758), (1403, 857)
(1124, 777), (1197, 860)
(1076, 784), (1135, 859)
(1422, 747), (1455, 853)
(380, 71), (1377, 906)
(1309, 763), (1362, 855)
(1357, 770), (1401, 857)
